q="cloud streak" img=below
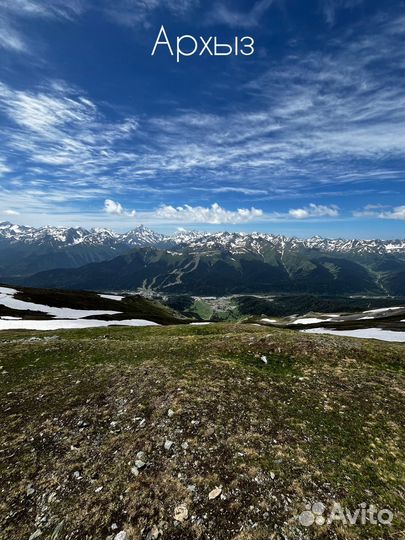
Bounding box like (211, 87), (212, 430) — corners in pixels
(207, 0), (275, 28)
(353, 205), (405, 221)
(288, 204), (340, 219)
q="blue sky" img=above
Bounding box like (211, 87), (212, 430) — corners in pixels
(0, 0), (404, 238)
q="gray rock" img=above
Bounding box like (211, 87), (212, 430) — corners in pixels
(114, 531), (127, 540)
(164, 440), (174, 451)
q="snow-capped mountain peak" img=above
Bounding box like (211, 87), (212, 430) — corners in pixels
(0, 221), (403, 255)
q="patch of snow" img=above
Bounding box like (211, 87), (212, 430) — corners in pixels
(0, 286), (18, 295)
(260, 318), (276, 323)
(301, 327), (405, 343)
(1, 316), (22, 320)
(190, 322), (211, 325)
(363, 306), (403, 314)
(0, 319), (159, 331)
(98, 294), (125, 301)
(292, 317), (325, 325)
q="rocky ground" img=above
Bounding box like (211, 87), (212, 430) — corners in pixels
(0, 324), (404, 539)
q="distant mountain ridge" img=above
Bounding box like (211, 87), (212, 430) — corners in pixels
(1, 220), (403, 253)
(1, 221), (404, 296)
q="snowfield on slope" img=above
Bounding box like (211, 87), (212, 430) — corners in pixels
(301, 327), (405, 342)
(0, 318), (159, 331)
(0, 287), (120, 319)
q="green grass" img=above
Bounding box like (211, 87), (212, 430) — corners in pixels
(0, 324), (404, 540)
(190, 299), (214, 320)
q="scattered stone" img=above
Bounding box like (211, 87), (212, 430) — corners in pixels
(139, 418), (146, 428)
(28, 530), (42, 540)
(205, 426), (215, 437)
(134, 460), (146, 469)
(270, 471), (275, 480)
(208, 486), (222, 500)
(187, 484), (196, 492)
(181, 441), (189, 450)
(174, 504), (188, 523)
(148, 525), (160, 539)
(95, 486), (103, 493)
(26, 484), (35, 496)
(111, 523), (118, 530)
(114, 532), (127, 540)
(167, 409), (175, 418)
(260, 355), (268, 364)
(136, 451), (146, 461)
(164, 440), (174, 450)
(131, 466), (139, 476)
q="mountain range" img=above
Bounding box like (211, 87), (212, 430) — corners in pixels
(1, 221), (404, 296)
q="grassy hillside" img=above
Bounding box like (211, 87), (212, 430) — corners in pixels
(8, 246), (404, 297)
(0, 324), (403, 539)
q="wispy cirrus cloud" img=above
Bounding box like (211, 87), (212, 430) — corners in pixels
(207, 0), (275, 28)
(0, 0), (85, 20)
(0, 0), (86, 53)
(0, 16), (27, 52)
(320, 0), (364, 26)
(101, 0), (200, 27)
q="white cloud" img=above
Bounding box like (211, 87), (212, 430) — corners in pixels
(288, 203), (340, 219)
(154, 203), (263, 224)
(353, 205), (405, 220)
(104, 199), (136, 217)
(3, 209), (20, 216)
